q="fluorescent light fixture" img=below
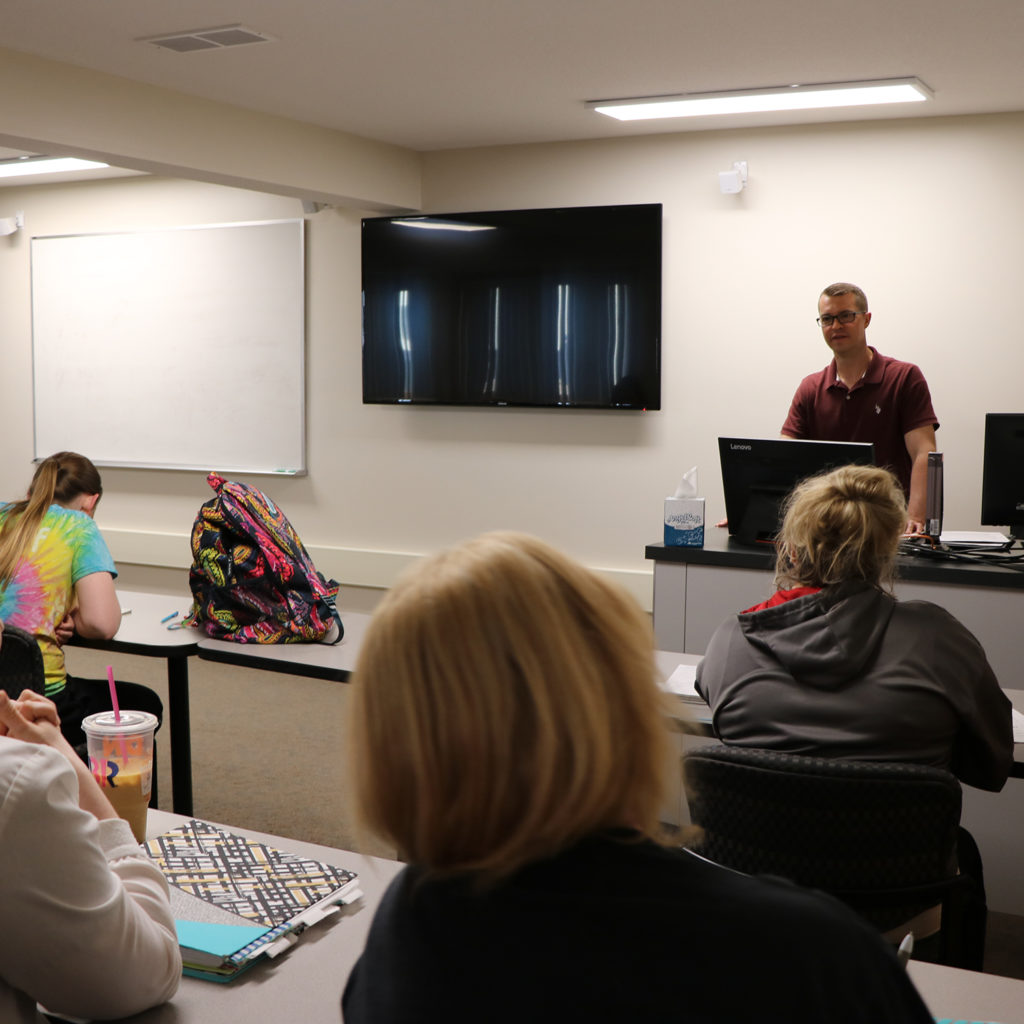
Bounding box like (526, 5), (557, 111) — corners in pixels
(589, 78), (932, 121)
(0, 156), (110, 179)
(393, 218), (495, 232)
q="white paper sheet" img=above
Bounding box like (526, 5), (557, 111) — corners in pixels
(939, 530), (1011, 548)
(662, 663), (706, 704)
(1012, 708), (1024, 744)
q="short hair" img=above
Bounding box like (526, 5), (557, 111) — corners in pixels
(345, 531), (676, 882)
(820, 282), (868, 312)
(774, 464), (905, 590)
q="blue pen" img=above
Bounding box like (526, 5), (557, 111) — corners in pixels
(160, 611), (179, 624)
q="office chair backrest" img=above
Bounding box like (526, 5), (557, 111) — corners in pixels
(684, 745), (963, 931)
(0, 624), (46, 697)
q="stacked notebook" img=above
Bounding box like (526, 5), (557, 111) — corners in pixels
(144, 819), (363, 982)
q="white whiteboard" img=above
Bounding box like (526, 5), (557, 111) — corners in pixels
(31, 219), (305, 474)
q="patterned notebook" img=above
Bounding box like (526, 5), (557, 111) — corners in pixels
(144, 818), (363, 980)
(144, 818), (361, 929)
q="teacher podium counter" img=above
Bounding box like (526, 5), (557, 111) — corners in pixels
(646, 531), (1024, 688)
(648, 533), (1024, 916)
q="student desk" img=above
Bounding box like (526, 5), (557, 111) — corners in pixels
(195, 611), (371, 680)
(70, 602), (370, 819)
(907, 960), (1024, 1022)
(13, 809), (402, 1024)
(69, 590), (198, 816)
(13, 809), (1024, 1023)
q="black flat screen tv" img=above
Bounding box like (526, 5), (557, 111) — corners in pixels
(719, 437), (876, 546)
(361, 203), (662, 409)
(981, 413), (1024, 538)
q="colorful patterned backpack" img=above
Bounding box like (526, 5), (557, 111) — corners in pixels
(186, 473), (343, 644)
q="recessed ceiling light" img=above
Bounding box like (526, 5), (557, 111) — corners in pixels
(589, 78), (932, 121)
(0, 156), (110, 180)
(139, 25), (276, 53)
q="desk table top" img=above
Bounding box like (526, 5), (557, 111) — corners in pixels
(196, 611), (372, 681)
(69, 590), (199, 657)
(908, 959), (1024, 1021)
(12, 810), (402, 1024)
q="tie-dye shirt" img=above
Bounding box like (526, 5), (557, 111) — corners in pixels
(0, 503), (117, 696)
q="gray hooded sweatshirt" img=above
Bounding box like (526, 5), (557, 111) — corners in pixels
(695, 581), (1012, 792)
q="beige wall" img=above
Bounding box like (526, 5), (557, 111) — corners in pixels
(422, 115), (1022, 550)
(0, 48), (421, 211)
(3, 75), (1022, 608)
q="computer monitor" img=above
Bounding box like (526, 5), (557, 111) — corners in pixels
(719, 437), (876, 546)
(981, 413), (1024, 539)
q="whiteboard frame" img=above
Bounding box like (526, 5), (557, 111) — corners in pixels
(30, 218), (306, 476)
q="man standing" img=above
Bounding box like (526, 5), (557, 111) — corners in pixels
(782, 282), (938, 534)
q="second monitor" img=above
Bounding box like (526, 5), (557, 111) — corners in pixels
(981, 413), (1024, 540)
(719, 437), (876, 546)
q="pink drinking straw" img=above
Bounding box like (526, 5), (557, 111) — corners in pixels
(106, 666), (129, 771)
(106, 665), (121, 723)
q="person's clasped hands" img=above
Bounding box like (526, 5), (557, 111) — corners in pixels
(0, 689), (64, 748)
(0, 621), (67, 745)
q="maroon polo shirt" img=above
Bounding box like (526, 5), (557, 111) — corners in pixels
(781, 347), (938, 495)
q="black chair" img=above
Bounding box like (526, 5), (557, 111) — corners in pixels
(0, 624), (46, 696)
(683, 744), (986, 970)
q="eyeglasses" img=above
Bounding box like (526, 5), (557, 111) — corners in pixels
(817, 310), (867, 328)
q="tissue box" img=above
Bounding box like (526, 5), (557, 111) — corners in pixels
(664, 497), (705, 547)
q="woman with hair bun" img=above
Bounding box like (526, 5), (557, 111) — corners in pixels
(0, 452), (162, 750)
(342, 531), (932, 1023)
(696, 463), (1012, 791)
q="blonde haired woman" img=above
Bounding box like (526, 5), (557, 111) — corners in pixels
(0, 452), (162, 749)
(342, 531), (931, 1023)
(696, 464), (1012, 789)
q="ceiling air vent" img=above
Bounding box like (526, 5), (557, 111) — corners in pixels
(140, 25), (276, 53)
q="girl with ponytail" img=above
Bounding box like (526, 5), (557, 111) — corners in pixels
(0, 453), (162, 750)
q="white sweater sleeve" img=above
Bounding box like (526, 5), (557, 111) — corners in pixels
(0, 739), (181, 1020)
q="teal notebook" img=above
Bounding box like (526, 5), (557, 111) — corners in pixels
(175, 919), (271, 976)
